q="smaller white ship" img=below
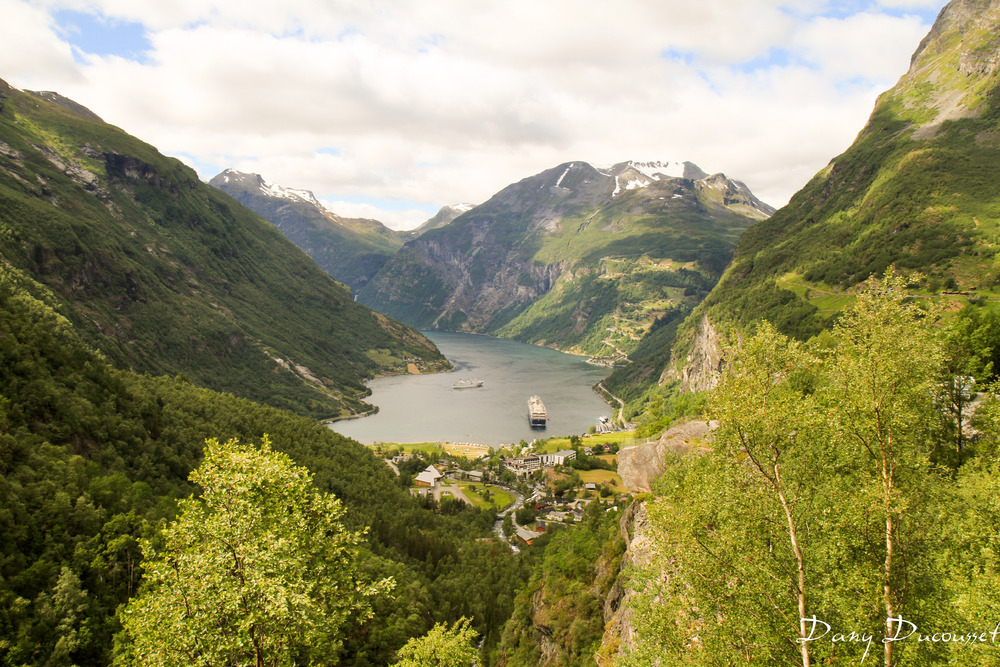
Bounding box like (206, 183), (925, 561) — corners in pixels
(452, 378), (484, 389)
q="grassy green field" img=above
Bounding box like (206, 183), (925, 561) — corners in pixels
(777, 271), (1000, 320)
(578, 469), (627, 492)
(456, 482), (515, 511)
(371, 442), (445, 456)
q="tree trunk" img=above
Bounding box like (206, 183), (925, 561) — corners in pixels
(882, 435), (895, 667)
(775, 464), (810, 667)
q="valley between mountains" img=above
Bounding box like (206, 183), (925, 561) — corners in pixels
(7, 0), (1000, 665)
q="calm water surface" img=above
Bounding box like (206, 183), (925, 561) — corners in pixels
(330, 331), (612, 446)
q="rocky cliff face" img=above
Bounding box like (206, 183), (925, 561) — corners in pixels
(599, 502), (659, 661)
(660, 314), (726, 393)
(893, 0), (1000, 139)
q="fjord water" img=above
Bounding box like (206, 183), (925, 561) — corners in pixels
(330, 331), (613, 446)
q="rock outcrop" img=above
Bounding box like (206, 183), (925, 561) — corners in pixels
(660, 315), (726, 394)
(617, 419), (716, 493)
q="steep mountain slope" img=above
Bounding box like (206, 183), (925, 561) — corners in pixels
(659, 0), (1000, 393)
(358, 161), (772, 364)
(409, 203), (475, 237)
(210, 169), (405, 292)
(0, 80), (447, 419)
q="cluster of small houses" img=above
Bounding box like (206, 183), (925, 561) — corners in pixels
(412, 464), (482, 488)
(513, 499), (590, 546)
(390, 452), (613, 545)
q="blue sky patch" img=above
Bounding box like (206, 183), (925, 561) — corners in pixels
(334, 196), (438, 215)
(172, 153), (224, 181)
(804, 1), (943, 23)
(55, 9), (151, 63)
(660, 48), (695, 65)
(731, 47), (805, 75)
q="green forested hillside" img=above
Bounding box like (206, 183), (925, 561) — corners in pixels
(0, 264), (524, 666)
(0, 80), (446, 420)
(497, 504), (625, 666)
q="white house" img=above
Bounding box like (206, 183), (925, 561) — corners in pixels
(540, 449), (577, 466)
(414, 464), (443, 488)
(505, 455), (542, 475)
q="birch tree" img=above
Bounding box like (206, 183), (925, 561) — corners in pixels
(709, 322), (823, 667)
(393, 618), (478, 667)
(823, 273), (944, 667)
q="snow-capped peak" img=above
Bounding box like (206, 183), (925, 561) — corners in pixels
(214, 169), (325, 209)
(259, 179), (323, 208)
(601, 160), (704, 197)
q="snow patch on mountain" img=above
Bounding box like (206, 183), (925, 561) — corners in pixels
(598, 161), (703, 197)
(216, 169), (325, 210)
(555, 163), (573, 188)
(260, 180), (324, 209)
(629, 160), (687, 180)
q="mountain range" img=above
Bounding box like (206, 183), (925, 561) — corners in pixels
(209, 169), (410, 293)
(357, 160), (772, 370)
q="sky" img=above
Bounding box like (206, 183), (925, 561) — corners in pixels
(3, 0), (947, 230)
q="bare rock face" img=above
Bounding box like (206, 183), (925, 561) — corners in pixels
(599, 502), (656, 661)
(617, 419), (716, 493)
(660, 314), (725, 394)
(894, 0), (1000, 139)
(603, 431), (712, 660)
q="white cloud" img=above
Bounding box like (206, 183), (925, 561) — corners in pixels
(0, 0), (80, 85)
(3, 0), (948, 226)
(792, 12), (930, 81)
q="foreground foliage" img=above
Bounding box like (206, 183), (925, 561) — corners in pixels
(621, 274), (1000, 666)
(0, 265), (525, 666)
(394, 618), (478, 667)
(117, 437), (392, 666)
